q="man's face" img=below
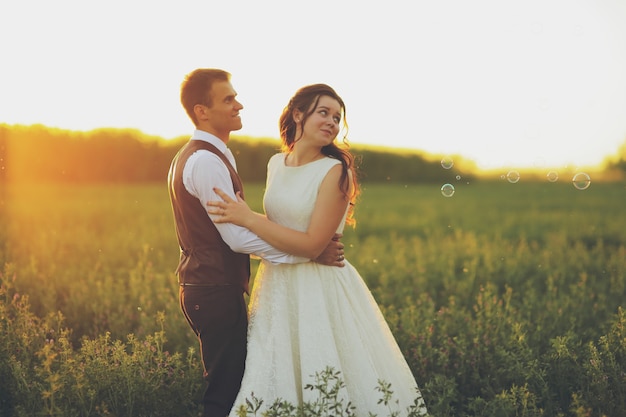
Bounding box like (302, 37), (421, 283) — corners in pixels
(200, 80), (243, 138)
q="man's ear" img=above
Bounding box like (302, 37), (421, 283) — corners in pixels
(194, 104), (207, 121)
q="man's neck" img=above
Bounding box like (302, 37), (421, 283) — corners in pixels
(196, 127), (229, 144)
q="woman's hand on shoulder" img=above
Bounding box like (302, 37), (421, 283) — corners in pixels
(206, 188), (256, 227)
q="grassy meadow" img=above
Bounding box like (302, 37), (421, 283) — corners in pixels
(1, 179), (625, 416)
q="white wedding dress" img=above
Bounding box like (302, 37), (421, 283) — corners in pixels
(229, 153), (427, 416)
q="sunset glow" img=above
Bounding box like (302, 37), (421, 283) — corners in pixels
(1, 0), (625, 170)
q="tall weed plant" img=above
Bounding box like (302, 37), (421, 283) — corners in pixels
(0, 266), (203, 417)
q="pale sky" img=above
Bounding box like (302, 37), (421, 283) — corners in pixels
(2, 0), (626, 169)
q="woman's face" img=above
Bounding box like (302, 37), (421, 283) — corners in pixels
(297, 95), (342, 147)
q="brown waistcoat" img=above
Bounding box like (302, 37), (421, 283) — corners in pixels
(167, 140), (250, 293)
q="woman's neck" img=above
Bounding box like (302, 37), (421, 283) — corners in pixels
(285, 146), (324, 167)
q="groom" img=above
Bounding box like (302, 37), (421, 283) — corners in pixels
(167, 68), (345, 417)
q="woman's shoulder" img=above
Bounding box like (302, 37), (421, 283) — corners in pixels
(268, 152), (286, 167)
(320, 155), (342, 169)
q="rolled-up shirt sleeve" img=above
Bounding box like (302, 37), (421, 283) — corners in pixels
(183, 149), (309, 265)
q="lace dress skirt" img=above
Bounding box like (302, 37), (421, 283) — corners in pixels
(229, 259), (427, 416)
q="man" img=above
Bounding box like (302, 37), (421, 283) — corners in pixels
(167, 69), (344, 417)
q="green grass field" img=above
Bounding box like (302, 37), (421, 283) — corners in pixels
(1, 180), (625, 416)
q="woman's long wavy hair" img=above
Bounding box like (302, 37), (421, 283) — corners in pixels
(279, 84), (360, 226)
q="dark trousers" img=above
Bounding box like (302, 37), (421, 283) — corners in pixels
(180, 285), (248, 417)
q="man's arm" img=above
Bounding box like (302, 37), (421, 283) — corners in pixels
(186, 150), (342, 265)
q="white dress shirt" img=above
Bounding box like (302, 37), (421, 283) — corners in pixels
(182, 130), (309, 264)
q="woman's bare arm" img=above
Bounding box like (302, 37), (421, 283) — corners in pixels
(208, 165), (349, 259)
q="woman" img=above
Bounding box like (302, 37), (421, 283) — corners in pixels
(208, 84), (427, 416)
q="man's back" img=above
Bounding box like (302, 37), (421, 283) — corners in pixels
(168, 139), (249, 291)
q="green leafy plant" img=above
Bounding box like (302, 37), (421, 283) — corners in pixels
(232, 367), (427, 417)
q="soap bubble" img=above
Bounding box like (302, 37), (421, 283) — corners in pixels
(547, 171), (559, 182)
(574, 24), (584, 36)
(572, 172), (591, 190)
(441, 156), (454, 170)
(441, 183), (455, 197)
(506, 170), (520, 183)
(531, 22), (543, 34)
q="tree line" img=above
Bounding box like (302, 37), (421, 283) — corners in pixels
(1, 124), (472, 184)
(2, 123), (624, 185)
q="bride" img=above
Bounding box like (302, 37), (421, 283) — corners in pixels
(208, 83), (428, 416)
